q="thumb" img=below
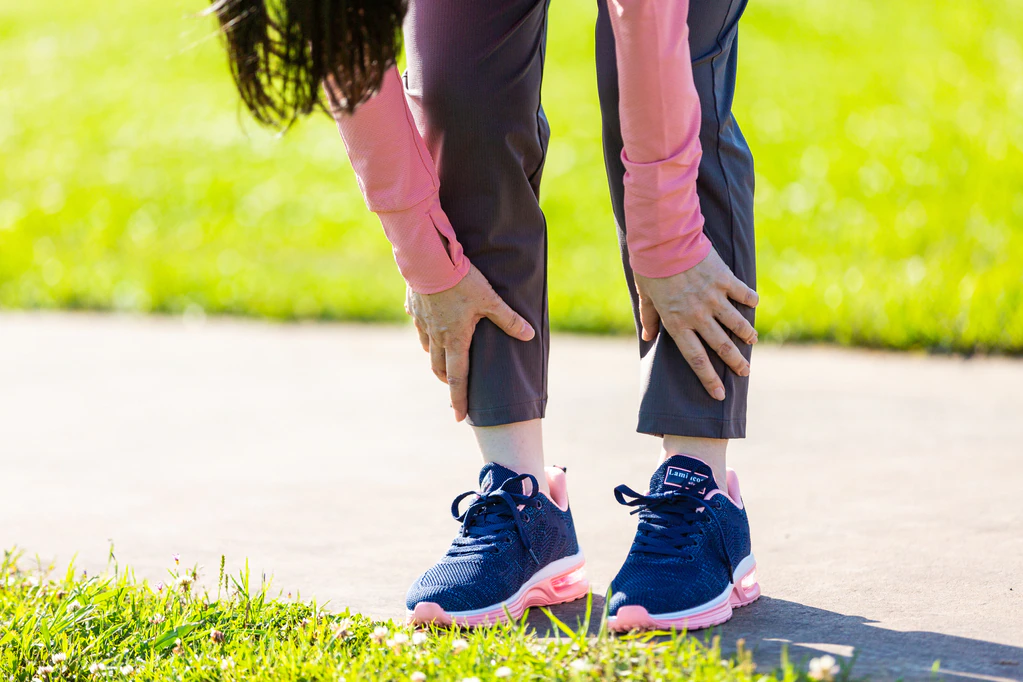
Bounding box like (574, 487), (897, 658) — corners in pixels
(484, 293), (535, 342)
(638, 295), (661, 342)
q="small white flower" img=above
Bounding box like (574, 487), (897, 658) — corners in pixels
(570, 659), (592, 672)
(412, 632), (428, 646)
(220, 658), (234, 671)
(371, 626), (389, 643)
(392, 632), (410, 645)
(88, 662), (106, 674)
(332, 618), (354, 639)
(495, 666), (512, 678)
(150, 613), (165, 624)
(51, 653), (66, 664)
(176, 574), (193, 587)
(68, 600), (82, 612)
(119, 665), (134, 675)
(451, 638), (469, 653)
(808, 655), (839, 682)
(36, 665), (54, 675)
(410, 673), (427, 682)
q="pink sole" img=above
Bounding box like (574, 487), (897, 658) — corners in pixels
(407, 561), (590, 628)
(608, 562), (761, 633)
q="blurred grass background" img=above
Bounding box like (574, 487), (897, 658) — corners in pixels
(0, 0), (1021, 352)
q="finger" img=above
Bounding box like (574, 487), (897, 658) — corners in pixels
(727, 277), (759, 309)
(445, 342), (470, 422)
(672, 328), (726, 400)
(429, 342), (447, 383)
(699, 319), (750, 377)
(413, 319), (430, 352)
(715, 304), (758, 345)
(638, 295), (661, 342)
(483, 295), (535, 342)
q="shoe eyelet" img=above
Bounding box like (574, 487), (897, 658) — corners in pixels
(535, 500), (542, 509)
(522, 513), (530, 523)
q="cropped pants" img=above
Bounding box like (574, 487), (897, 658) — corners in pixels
(402, 0), (756, 438)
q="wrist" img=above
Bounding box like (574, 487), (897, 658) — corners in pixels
(629, 231), (712, 279)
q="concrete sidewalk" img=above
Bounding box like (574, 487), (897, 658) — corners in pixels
(1, 313), (1020, 680)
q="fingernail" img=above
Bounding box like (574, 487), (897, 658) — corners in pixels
(713, 387), (726, 401)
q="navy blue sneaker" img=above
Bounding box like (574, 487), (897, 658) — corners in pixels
(607, 455), (760, 632)
(406, 463), (588, 626)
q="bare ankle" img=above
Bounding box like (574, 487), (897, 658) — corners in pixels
(472, 419), (550, 495)
(661, 435), (729, 488)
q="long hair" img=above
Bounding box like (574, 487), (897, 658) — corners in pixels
(207, 0), (406, 130)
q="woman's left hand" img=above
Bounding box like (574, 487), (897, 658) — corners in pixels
(634, 248), (759, 400)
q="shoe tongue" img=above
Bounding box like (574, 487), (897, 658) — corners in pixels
(478, 462), (524, 495)
(649, 455), (718, 496)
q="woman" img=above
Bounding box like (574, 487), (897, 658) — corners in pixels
(211, 0), (761, 631)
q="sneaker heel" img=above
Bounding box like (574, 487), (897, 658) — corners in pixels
(730, 563), (761, 607)
(548, 564), (589, 600)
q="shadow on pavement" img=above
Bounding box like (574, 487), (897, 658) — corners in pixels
(526, 595), (1022, 682)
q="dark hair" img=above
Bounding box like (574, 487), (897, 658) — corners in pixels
(207, 0), (406, 130)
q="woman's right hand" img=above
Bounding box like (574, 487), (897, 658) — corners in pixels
(405, 264), (535, 422)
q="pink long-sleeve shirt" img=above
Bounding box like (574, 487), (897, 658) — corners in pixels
(328, 0), (711, 294)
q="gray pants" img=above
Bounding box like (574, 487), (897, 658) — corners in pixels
(403, 0), (755, 438)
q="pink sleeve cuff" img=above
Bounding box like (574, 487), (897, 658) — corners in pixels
(326, 67), (469, 294)
(622, 149), (713, 277)
(377, 194), (472, 294)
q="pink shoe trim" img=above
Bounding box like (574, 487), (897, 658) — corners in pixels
(608, 556), (760, 633)
(545, 466), (571, 512)
(730, 561), (761, 607)
(406, 555), (589, 628)
(701, 470), (744, 509)
(724, 468), (744, 509)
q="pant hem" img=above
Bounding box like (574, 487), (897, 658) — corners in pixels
(637, 413), (746, 440)
(466, 399), (547, 427)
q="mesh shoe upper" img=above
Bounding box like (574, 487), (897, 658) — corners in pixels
(608, 455), (752, 616)
(406, 463), (580, 612)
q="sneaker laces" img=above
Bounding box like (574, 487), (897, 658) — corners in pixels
(614, 485), (733, 565)
(448, 474), (543, 564)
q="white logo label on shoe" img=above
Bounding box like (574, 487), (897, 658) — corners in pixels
(663, 466), (709, 492)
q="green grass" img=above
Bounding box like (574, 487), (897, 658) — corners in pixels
(0, 550), (846, 682)
(0, 0), (1021, 352)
